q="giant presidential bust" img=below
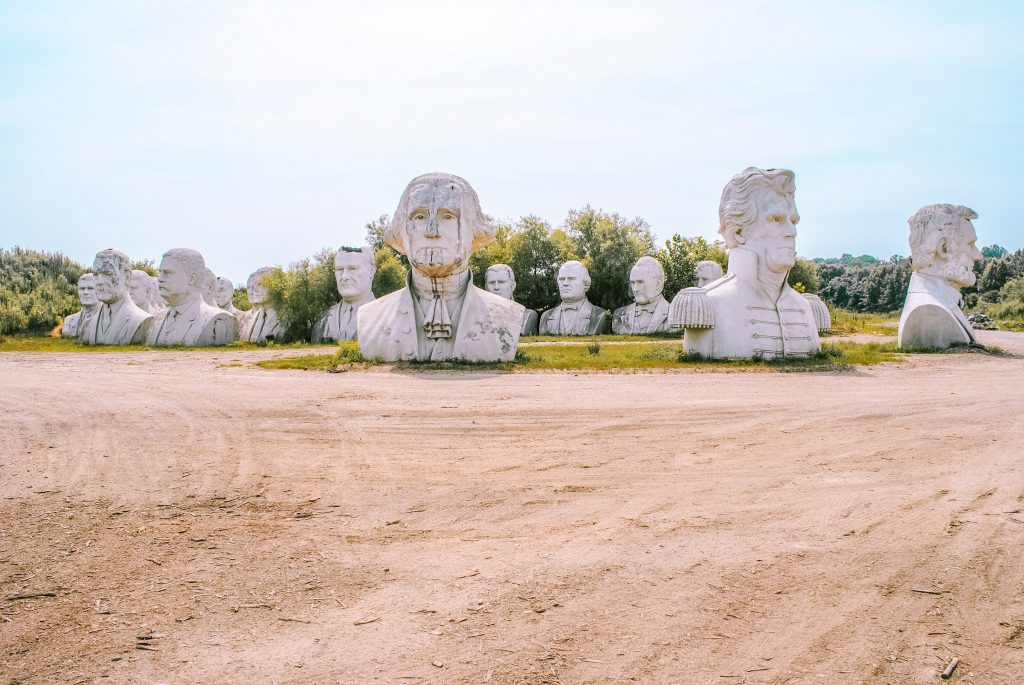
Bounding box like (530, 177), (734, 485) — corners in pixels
(539, 261), (609, 335)
(357, 172), (524, 362)
(61, 273), (99, 339)
(239, 267), (289, 343)
(612, 256), (670, 334)
(898, 204), (984, 349)
(146, 248), (237, 346)
(669, 167), (828, 359)
(484, 264), (539, 336)
(312, 246), (377, 343)
(81, 249), (154, 345)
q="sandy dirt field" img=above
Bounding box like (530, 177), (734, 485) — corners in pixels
(2, 332), (1023, 685)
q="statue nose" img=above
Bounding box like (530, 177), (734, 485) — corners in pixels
(425, 215), (440, 238)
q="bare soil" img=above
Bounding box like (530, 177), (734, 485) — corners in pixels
(2, 332), (1023, 684)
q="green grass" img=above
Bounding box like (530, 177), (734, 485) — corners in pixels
(825, 308), (900, 336)
(0, 335), (316, 353)
(256, 340), (922, 373)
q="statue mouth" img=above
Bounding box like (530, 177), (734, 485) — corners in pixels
(414, 248), (449, 266)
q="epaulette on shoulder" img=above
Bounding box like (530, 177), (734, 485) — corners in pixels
(668, 287), (715, 330)
(802, 293), (831, 333)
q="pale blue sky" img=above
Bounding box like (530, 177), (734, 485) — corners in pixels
(1, 1), (1022, 284)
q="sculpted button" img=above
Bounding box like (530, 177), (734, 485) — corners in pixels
(403, 327), (411, 334)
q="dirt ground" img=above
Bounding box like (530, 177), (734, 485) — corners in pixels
(2, 332), (1023, 685)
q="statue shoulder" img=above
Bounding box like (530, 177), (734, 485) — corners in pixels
(801, 293), (831, 333)
(668, 287), (716, 330)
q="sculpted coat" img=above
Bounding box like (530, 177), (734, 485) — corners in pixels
(611, 296), (670, 335)
(358, 275), (523, 362)
(539, 299), (609, 336)
(61, 310), (93, 339)
(146, 295), (237, 346)
(520, 308), (540, 337)
(239, 306), (288, 343)
(312, 294), (374, 343)
(897, 272), (974, 348)
(682, 249), (820, 359)
(82, 298), (152, 345)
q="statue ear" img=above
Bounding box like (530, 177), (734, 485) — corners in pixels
(732, 226), (747, 246)
(936, 236), (950, 259)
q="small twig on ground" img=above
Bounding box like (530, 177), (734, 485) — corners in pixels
(941, 656), (959, 680)
(279, 617), (314, 624)
(910, 588), (944, 595)
(6, 592), (57, 601)
(353, 617), (380, 625)
(457, 570), (480, 579)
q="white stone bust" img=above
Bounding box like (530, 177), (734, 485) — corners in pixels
(695, 260), (724, 287)
(539, 261), (609, 335)
(669, 167), (824, 359)
(239, 267), (289, 343)
(357, 172), (524, 362)
(214, 276), (245, 320)
(612, 256), (670, 334)
(312, 247), (377, 343)
(485, 264), (539, 336)
(898, 204), (984, 348)
(81, 249), (154, 345)
(61, 273), (99, 339)
(146, 248), (237, 346)
(129, 269), (165, 314)
(199, 267), (218, 307)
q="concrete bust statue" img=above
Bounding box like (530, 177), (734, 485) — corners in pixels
(146, 248), (237, 346)
(129, 269), (165, 314)
(214, 276), (245, 320)
(898, 204), (983, 349)
(612, 256), (670, 334)
(357, 172), (524, 362)
(239, 267), (289, 343)
(61, 273), (99, 339)
(199, 268), (219, 307)
(695, 260), (724, 287)
(312, 246), (377, 343)
(669, 167), (824, 359)
(81, 249), (153, 345)
(485, 264), (539, 336)
(539, 261), (609, 336)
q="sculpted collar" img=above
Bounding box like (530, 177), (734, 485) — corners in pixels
(167, 292), (203, 318)
(727, 248), (790, 300)
(909, 271), (965, 310)
(410, 269), (471, 340)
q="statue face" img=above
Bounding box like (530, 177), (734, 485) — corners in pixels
(214, 279), (234, 307)
(247, 275), (268, 305)
(78, 278), (97, 306)
(485, 269), (514, 300)
(744, 190), (799, 274)
(128, 272), (149, 308)
(93, 260), (128, 305)
(938, 220), (984, 289)
(157, 257), (198, 307)
(629, 265), (662, 305)
(557, 263), (588, 301)
(403, 184), (467, 278)
(335, 251), (373, 300)
(696, 263), (722, 287)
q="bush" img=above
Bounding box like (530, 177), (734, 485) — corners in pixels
(0, 247), (86, 334)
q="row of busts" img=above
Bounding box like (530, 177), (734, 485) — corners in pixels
(59, 169), (986, 358)
(61, 249), (289, 346)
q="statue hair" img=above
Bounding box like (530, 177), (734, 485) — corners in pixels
(77, 273), (95, 286)
(162, 248), (206, 279)
(907, 204), (978, 271)
(247, 266), (279, 288)
(486, 263), (516, 287)
(561, 260), (591, 288)
(718, 167), (796, 248)
(337, 246), (377, 274)
(93, 248), (133, 279)
(632, 255), (664, 286)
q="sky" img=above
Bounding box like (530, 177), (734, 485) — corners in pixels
(1, 0), (1022, 284)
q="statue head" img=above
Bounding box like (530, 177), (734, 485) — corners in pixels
(695, 260), (724, 287)
(158, 248), (206, 308)
(385, 172), (495, 278)
(77, 273), (97, 307)
(214, 277), (235, 308)
(334, 246), (376, 302)
(719, 167), (799, 275)
(92, 249), (133, 305)
(557, 260), (591, 302)
(199, 268), (217, 306)
(908, 204), (984, 289)
(629, 256), (664, 306)
(128, 269), (157, 309)
(485, 264), (516, 300)
(246, 267), (278, 306)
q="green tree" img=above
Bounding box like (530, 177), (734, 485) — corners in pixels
(365, 213), (409, 268)
(561, 206), (655, 311)
(0, 247), (86, 335)
(654, 235), (728, 299)
(787, 257), (820, 294)
(373, 248), (406, 296)
(982, 244), (1008, 259)
(132, 259), (157, 276)
(262, 252), (336, 342)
